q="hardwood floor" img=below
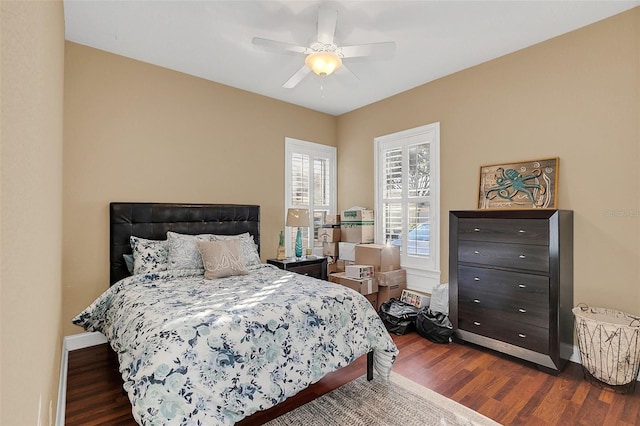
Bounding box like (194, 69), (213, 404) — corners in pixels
(65, 332), (640, 425)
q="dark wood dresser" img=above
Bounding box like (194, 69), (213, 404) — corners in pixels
(449, 209), (573, 373)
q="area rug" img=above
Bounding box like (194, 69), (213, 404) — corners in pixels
(265, 372), (501, 426)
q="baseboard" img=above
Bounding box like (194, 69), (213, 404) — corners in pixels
(55, 332), (108, 426)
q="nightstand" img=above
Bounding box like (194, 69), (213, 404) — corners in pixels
(267, 256), (328, 280)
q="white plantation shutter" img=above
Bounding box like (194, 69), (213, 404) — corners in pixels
(375, 123), (440, 275)
(285, 138), (336, 257)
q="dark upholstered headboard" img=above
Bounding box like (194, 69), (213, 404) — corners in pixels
(110, 202), (260, 285)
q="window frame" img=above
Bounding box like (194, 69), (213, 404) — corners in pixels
(374, 123), (440, 288)
(285, 137), (337, 257)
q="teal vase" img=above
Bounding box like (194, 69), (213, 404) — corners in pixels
(295, 227), (303, 258)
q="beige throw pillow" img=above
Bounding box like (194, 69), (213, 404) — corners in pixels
(197, 240), (249, 279)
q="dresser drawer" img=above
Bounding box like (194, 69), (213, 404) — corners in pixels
(458, 240), (549, 272)
(458, 295), (549, 328)
(458, 265), (549, 302)
(458, 313), (549, 353)
(458, 218), (549, 245)
(288, 263), (324, 279)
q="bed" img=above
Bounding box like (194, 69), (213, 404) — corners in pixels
(73, 202), (398, 425)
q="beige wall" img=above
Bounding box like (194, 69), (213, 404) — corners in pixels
(63, 8), (640, 337)
(1, 0), (64, 424)
(338, 8), (640, 314)
(63, 42), (337, 335)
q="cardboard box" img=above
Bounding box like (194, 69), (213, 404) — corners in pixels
(341, 209), (374, 243)
(345, 264), (374, 279)
(401, 289), (431, 308)
(375, 269), (407, 287)
(318, 228), (341, 242)
(341, 224), (374, 244)
(324, 214), (341, 225)
(330, 272), (378, 295)
(355, 244), (400, 272)
(322, 242), (339, 257)
(336, 259), (354, 272)
(341, 209), (374, 222)
(377, 282), (407, 310)
(363, 293), (378, 309)
(338, 242), (358, 261)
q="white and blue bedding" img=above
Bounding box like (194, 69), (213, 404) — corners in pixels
(73, 264), (398, 425)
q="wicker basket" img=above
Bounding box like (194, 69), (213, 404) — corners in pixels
(573, 305), (640, 393)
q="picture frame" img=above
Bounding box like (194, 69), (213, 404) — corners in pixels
(478, 157), (559, 209)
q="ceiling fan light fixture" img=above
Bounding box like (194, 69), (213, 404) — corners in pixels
(305, 51), (342, 76)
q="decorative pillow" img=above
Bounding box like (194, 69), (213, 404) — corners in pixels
(197, 240), (249, 279)
(130, 236), (168, 275)
(166, 231), (213, 270)
(123, 254), (134, 274)
(212, 233), (261, 266)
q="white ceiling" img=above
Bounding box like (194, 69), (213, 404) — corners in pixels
(63, 1), (640, 116)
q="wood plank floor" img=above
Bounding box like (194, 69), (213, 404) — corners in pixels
(65, 332), (640, 425)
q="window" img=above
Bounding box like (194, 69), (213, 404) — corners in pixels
(374, 123), (440, 287)
(285, 138), (337, 257)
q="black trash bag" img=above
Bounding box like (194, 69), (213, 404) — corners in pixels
(378, 298), (419, 335)
(415, 307), (454, 343)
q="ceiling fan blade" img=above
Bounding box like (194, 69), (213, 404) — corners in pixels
(283, 65), (311, 89)
(252, 37), (309, 54)
(340, 41), (396, 58)
(336, 63), (359, 81)
(317, 6), (337, 45)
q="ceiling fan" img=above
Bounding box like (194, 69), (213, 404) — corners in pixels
(252, 6), (395, 89)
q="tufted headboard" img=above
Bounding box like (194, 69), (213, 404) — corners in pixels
(110, 202), (260, 285)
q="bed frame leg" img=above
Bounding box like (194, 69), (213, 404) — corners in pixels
(367, 351), (373, 381)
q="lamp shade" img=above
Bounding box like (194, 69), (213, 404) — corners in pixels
(305, 51), (342, 76)
(286, 208), (310, 227)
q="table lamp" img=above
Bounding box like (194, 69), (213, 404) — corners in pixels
(286, 208), (310, 258)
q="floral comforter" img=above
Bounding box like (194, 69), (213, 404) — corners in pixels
(73, 264), (398, 425)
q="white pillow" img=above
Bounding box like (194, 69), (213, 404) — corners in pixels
(166, 231), (213, 270)
(211, 233), (261, 266)
(130, 236), (168, 275)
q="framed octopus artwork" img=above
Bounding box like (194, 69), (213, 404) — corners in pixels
(478, 157), (559, 209)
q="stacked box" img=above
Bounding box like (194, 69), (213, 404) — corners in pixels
(336, 259), (354, 272)
(345, 264), (374, 279)
(355, 244), (400, 272)
(351, 245), (407, 310)
(324, 214), (341, 225)
(319, 227), (341, 242)
(338, 242), (358, 261)
(329, 272), (378, 295)
(363, 293), (378, 309)
(321, 214), (341, 259)
(378, 282), (406, 309)
(322, 242), (339, 257)
(341, 209), (374, 243)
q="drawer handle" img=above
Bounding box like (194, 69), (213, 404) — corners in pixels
(474, 250), (480, 254)
(518, 308), (527, 313)
(518, 333), (527, 338)
(473, 299), (480, 304)
(474, 277), (480, 281)
(518, 254), (526, 259)
(518, 284), (527, 288)
(518, 229), (526, 234)
(473, 321), (481, 326)
(474, 228), (480, 232)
